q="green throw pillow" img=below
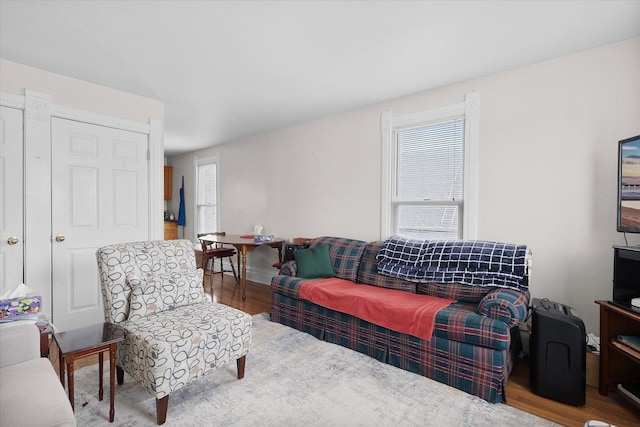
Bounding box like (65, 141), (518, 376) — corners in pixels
(295, 244), (335, 279)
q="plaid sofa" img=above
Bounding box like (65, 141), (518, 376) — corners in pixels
(270, 236), (530, 403)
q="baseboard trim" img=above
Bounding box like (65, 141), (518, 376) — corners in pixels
(214, 260), (275, 286)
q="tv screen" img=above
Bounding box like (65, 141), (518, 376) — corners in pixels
(618, 135), (640, 233)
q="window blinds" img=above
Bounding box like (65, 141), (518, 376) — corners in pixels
(196, 162), (217, 233)
(394, 119), (464, 239)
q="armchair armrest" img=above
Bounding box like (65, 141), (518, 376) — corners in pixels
(0, 323), (40, 368)
(279, 260), (298, 277)
(477, 289), (530, 327)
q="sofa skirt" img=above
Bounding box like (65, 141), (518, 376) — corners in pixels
(271, 291), (520, 403)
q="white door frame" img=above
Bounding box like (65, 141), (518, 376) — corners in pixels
(0, 89), (162, 321)
(0, 106), (25, 290)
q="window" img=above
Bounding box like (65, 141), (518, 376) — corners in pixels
(381, 92), (479, 240)
(195, 155), (219, 236)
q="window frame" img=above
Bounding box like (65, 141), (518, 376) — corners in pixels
(193, 154), (220, 240)
(380, 92), (479, 240)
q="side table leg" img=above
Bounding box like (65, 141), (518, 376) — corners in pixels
(40, 331), (51, 358)
(58, 351), (65, 388)
(109, 344), (116, 422)
(66, 359), (75, 411)
(99, 351), (104, 401)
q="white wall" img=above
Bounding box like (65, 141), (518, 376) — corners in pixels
(0, 59), (164, 124)
(168, 38), (640, 333)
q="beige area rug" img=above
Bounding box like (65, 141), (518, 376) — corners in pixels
(72, 313), (558, 426)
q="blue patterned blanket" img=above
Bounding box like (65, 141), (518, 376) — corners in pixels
(376, 236), (530, 291)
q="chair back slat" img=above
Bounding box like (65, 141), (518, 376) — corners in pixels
(198, 231), (228, 250)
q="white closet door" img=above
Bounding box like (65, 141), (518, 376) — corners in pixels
(0, 106), (24, 292)
(51, 118), (149, 331)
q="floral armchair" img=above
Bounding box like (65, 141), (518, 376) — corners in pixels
(96, 239), (251, 424)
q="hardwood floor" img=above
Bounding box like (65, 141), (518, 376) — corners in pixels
(507, 354), (638, 427)
(48, 273), (639, 426)
(212, 275), (639, 427)
(202, 274), (272, 316)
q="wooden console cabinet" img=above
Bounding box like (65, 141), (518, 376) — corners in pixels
(596, 300), (640, 410)
(596, 246), (640, 410)
(164, 221), (178, 240)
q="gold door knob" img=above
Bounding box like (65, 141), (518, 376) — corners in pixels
(7, 237), (19, 245)
(55, 235), (65, 242)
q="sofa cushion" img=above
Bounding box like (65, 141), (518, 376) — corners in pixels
(299, 278), (454, 341)
(416, 281), (493, 303)
(309, 237), (367, 282)
(0, 358), (76, 427)
(357, 242), (416, 292)
(118, 302), (251, 399)
(271, 275), (511, 351)
(295, 244), (335, 279)
(271, 274), (312, 300)
(0, 323), (40, 367)
(127, 270), (206, 321)
(432, 302), (511, 350)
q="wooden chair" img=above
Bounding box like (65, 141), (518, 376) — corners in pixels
(198, 232), (238, 291)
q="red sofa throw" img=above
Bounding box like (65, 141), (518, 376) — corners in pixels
(299, 278), (455, 341)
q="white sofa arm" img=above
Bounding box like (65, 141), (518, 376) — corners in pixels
(0, 323), (40, 368)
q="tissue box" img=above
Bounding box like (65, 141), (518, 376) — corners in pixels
(0, 295), (42, 320)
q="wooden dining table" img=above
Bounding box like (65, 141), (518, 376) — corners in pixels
(199, 234), (284, 300)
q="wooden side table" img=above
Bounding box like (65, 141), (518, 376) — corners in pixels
(54, 322), (125, 422)
(37, 321), (53, 358)
(596, 300), (640, 410)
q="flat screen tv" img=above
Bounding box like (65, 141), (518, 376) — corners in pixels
(617, 135), (640, 233)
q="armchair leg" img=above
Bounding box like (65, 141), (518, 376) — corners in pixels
(156, 396), (169, 425)
(116, 366), (124, 385)
(237, 355), (246, 379)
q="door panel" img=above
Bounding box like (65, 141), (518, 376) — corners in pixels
(68, 248), (102, 309)
(0, 106), (24, 291)
(51, 118), (149, 331)
(70, 167), (99, 226)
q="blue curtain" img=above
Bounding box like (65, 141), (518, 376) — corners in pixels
(177, 175), (186, 227)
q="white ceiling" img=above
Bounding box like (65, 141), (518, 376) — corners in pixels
(1, 1), (639, 156)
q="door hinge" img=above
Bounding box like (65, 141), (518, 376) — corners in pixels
(147, 150), (150, 160)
